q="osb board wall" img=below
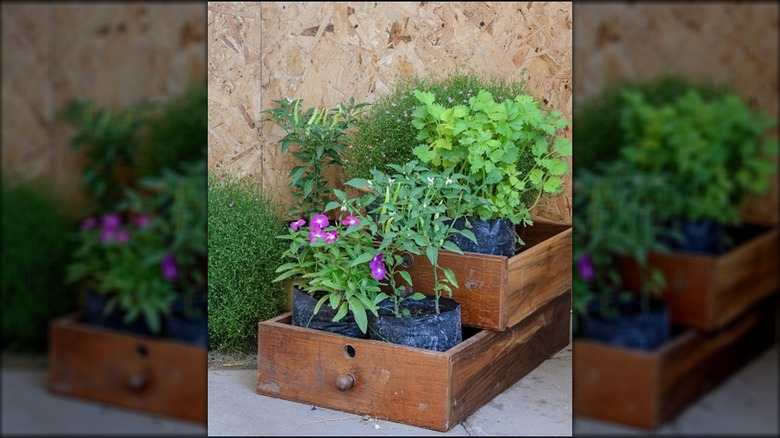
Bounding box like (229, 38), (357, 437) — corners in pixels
(208, 2), (573, 224)
(574, 2), (779, 225)
(1, 3), (206, 216)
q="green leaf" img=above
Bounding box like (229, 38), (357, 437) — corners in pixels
(543, 176), (563, 193)
(443, 268), (458, 288)
(345, 178), (370, 189)
(414, 90), (435, 106)
(347, 297), (368, 333)
(554, 137), (572, 156)
(409, 292), (426, 300)
(333, 301), (348, 322)
(425, 246), (438, 268)
(442, 240), (464, 254)
(349, 251), (376, 267)
(398, 270), (413, 286)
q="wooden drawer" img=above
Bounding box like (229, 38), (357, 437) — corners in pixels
(257, 291), (571, 432)
(621, 225), (779, 331)
(573, 296), (776, 429)
(400, 221), (571, 331)
(48, 313), (207, 424)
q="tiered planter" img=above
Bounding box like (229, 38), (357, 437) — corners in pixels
(574, 295), (776, 429)
(257, 220), (572, 431)
(620, 224), (779, 331)
(575, 223), (779, 429)
(48, 313), (207, 424)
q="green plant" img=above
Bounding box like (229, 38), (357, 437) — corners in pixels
(1, 177), (76, 353)
(261, 97), (368, 218)
(411, 89), (572, 226)
(208, 171), (289, 353)
(124, 160), (207, 316)
(573, 76), (731, 173)
(66, 210), (178, 334)
(572, 162), (672, 332)
(272, 213), (382, 333)
(60, 99), (152, 213)
(618, 88), (778, 226)
(345, 71), (531, 182)
(136, 83), (208, 178)
(343, 161), (477, 316)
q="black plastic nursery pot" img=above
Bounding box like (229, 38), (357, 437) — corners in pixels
(291, 286), (366, 339)
(661, 218), (724, 255)
(164, 295), (207, 347)
(367, 295), (462, 352)
(580, 296), (670, 351)
(84, 289), (154, 337)
(449, 217), (516, 257)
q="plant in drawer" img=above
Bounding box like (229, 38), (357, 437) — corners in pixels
(410, 88), (572, 256)
(572, 162), (674, 351)
(272, 212), (383, 338)
(338, 160), (478, 351)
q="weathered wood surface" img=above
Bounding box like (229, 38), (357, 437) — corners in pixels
(257, 290), (571, 431)
(621, 226), (779, 331)
(574, 296), (776, 429)
(48, 313), (207, 424)
(401, 221), (571, 330)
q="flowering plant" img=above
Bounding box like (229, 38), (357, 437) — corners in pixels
(273, 213), (383, 333)
(66, 211), (179, 334)
(342, 160), (477, 316)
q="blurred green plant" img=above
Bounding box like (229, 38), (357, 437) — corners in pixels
(572, 162), (673, 333)
(2, 176), (76, 352)
(136, 83), (208, 178)
(208, 171), (289, 353)
(60, 99), (152, 213)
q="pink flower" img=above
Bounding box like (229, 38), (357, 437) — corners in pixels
(290, 219), (306, 231)
(324, 230), (339, 243)
(309, 228), (326, 243)
(342, 216), (360, 227)
(161, 254), (178, 282)
(370, 253), (386, 281)
(102, 213), (121, 231)
(134, 215), (151, 228)
(577, 255), (595, 282)
(114, 229), (130, 243)
(311, 214), (329, 230)
(80, 217), (97, 231)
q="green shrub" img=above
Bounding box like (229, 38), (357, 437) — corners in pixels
(1, 177), (76, 352)
(208, 171), (288, 353)
(136, 83), (208, 178)
(574, 76), (730, 173)
(344, 70), (530, 181)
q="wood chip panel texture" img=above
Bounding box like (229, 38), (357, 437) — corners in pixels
(2, 3), (206, 214)
(574, 3), (779, 224)
(208, 2), (573, 224)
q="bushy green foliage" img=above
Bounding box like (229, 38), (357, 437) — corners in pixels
(344, 71), (530, 181)
(208, 172), (289, 353)
(136, 83), (208, 178)
(573, 76), (731, 173)
(2, 177), (76, 352)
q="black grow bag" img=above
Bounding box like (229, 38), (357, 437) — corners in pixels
(580, 296), (670, 351)
(660, 218), (724, 255)
(448, 217), (516, 257)
(367, 295), (462, 352)
(164, 295), (207, 347)
(84, 289), (154, 337)
(291, 286), (366, 339)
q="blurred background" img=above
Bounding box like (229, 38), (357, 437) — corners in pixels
(572, 2), (778, 435)
(2, 2), (207, 434)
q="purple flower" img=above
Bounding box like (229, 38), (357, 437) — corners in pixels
(370, 253), (386, 281)
(324, 230), (339, 243)
(114, 229), (130, 243)
(102, 213), (121, 231)
(134, 215), (151, 229)
(342, 216), (360, 227)
(290, 219), (306, 231)
(309, 228), (326, 243)
(100, 229), (115, 244)
(81, 217), (97, 231)
(577, 255), (595, 282)
(311, 214), (329, 230)
(161, 254), (178, 282)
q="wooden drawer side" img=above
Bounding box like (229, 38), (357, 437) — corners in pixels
(450, 290), (571, 423)
(506, 226), (572, 328)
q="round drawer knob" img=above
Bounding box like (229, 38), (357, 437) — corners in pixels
(126, 372), (149, 392)
(335, 374), (355, 391)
